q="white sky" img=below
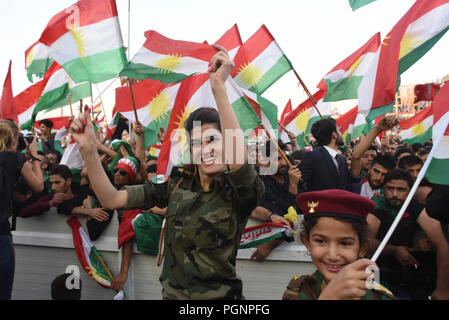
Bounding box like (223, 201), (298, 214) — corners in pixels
(0, 0), (448, 120)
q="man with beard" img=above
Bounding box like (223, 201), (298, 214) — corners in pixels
(299, 118), (359, 193)
(367, 169), (449, 300)
(359, 154), (396, 199)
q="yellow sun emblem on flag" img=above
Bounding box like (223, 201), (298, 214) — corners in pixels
(175, 104), (195, 130)
(348, 55), (365, 77)
(399, 32), (424, 59)
(155, 54), (183, 73)
(236, 62), (264, 89)
(411, 123), (426, 136)
(148, 90), (172, 122)
(294, 109), (311, 133)
(26, 47), (35, 68)
(69, 26), (88, 59)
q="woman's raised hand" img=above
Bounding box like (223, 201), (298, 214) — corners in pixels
(70, 107), (97, 154)
(209, 44), (235, 90)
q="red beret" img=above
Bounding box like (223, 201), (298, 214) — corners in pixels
(296, 189), (375, 222)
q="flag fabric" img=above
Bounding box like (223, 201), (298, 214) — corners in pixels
(414, 83), (441, 102)
(349, 0), (377, 11)
(31, 62), (91, 123)
(317, 33), (381, 102)
(120, 30), (217, 83)
(425, 83), (449, 185)
(15, 80), (46, 130)
(399, 105), (433, 145)
(157, 73), (262, 175)
(239, 222), (295, 249)
(281, 91), (331, 149)
(106, 105), (120, 139)
(115, 79), (182, 148)
(280, 99), (292, 123)
(25, 41), (53, 82)
(117, 210), (163, 256)
(231, 25), (292, 95)
(66, 217), (114, 289)
(38, 0), (128, 84)
(367, 0), (449, 121)
(214, 24), (243, 60)
(337, 106), (359, 142)
(0, 60), (18, 122)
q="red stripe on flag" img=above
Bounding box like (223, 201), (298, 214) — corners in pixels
(281, 90), (326, 126)
(399, 105), (433, 130)
(143, 30), (218, 62)
(14, 80), (46, 114)
(39, 0), (119, 46)
(337, 106), (358, 133)
(0, 60), (18, 122)
(66, 217), (90, 275)
(214, 24), (243, 51)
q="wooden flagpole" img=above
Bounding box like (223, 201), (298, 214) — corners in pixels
(291, 68), (323, 119)
(68, 94), (74, 117)
(260, 122), (293, 168)
(127, 78), (139, 123)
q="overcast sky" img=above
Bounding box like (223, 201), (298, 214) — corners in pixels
(1, 0), (448, 119)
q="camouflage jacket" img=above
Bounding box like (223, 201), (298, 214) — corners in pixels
(125, 164), (265, 299)
(282, 270), (397, 300)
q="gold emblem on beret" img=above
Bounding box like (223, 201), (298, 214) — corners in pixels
(307, 201), (319, 213)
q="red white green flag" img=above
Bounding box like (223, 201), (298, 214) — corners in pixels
(231, 25), (292, 95)
(15, 80), (46, 130)
(365, 0), (449, 121)
(25, 41), (53, 82)
(31, 62), (92, 123)
(279, 99), (293, 143)
(214, 24), (243, 60)
(38, 0), (128, 84)
(317, 33), (381, 102)
(337, 106), (358, 142)
(239, 222), (295, 249)
(67, 217), (114, 288)
(120, 30), (217, 83)
(399, 105), (433, 145)
(115, 79), (182, 148)
(425, 83), (449, 185)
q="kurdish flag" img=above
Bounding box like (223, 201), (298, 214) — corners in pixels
(239, 222), (295, 249)
(281, 90), (331, 149)
(317, 33), (381, 102)
(157, 73), (262, 175)
(349, 0), (378, 11)
(366, 0), (449, 120)
(425, 83), (449, 185)
(39, 0), (128, 84)
(25, 41), (53, 82)
(399, 105), (433, 145)
(31, 62), (91, 122)
(118, 209), (163, 256)
(67, 217), (114, 289)
(115, 79), (182, 148)
(231, 25), (292, 95)
(120, 30), (217, 83)
(15, 80), (46, 130)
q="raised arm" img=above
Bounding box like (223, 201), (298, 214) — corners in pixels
(209, 44), (247, 170)
(70, 111), (128, 210)
(351, 115), (398, 177)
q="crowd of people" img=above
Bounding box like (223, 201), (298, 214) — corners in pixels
(1, 46), (448, 300)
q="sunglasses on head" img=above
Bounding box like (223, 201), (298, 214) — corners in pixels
(114, 168), (128, 176)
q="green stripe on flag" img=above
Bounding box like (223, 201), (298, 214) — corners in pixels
(89, 246), (113, 282)
(402, 129), (432, 145)
(62, 47), (128, 84)
(426, 157), (449, 185)
(27, 59), (53, 82)
(120, 62), (191, 83)
(249, 55), (292, 95)
(349, 0), (377, 11)
(323, 76), (364, 102)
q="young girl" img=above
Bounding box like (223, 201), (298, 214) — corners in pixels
(69, 45), (264, 300)
(283, 189), (396, 300)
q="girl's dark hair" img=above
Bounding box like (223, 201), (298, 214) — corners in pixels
(301, 216), (369, 252)
(184, 107), (221, 133)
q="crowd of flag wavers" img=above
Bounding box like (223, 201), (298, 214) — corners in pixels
(1, 0), (449, 301)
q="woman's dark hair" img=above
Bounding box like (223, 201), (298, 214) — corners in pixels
(311, 118), (338, 146)
(184, 107), (221, 133)
(301, 216), (369, 254)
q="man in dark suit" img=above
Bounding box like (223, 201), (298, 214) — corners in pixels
(299, 118), (360, 193)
